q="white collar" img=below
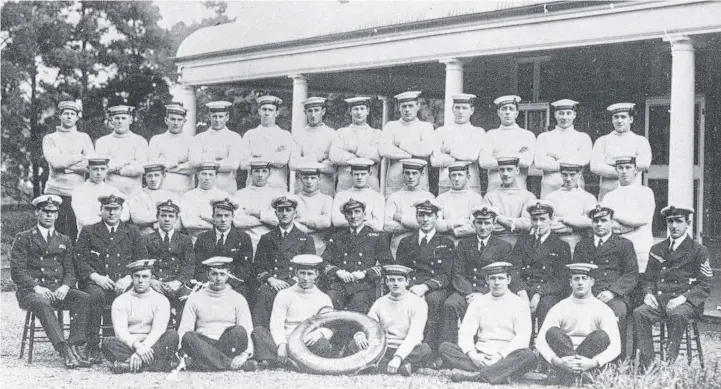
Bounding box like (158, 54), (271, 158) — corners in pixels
(105, 222), (119, 233)
(280, 224), (294, 235)
(670, 234), (688, 247)
(477, 235), (491, 248)
(350, 225), (365, 235)
(595, 233), (612, 245)
(419, 229), (436, 244)
(36, 224), (53, 239)
(215, 228), (230, 240)
(534, 230), (551, 243)
(160, 229), (175, 240)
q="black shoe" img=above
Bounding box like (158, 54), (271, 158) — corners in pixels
(60, 344), (80, 369)
(257, 360), (272, 371)
(85, 346), (103, 365)
(70, 345), (91, 367)
(426, 357), (444, 370)
(242, 360), (258, 372)
(111, 361), (132, 374)
(450, 368), (479, 383)
(399, 362), (413, 377)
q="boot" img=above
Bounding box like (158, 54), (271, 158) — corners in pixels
(59, 343), (80, 369)
(70, 345), (91, 367)
(84, 345), (103, 365)
(111, 361), (132, 374)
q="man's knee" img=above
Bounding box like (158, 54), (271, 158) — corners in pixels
(668, 305), (694, 325)
(181, 331), (201, 348)
(226, 325), (248, 340)
(443, 293), (465, 315)
(586, 329), (610, 348)
(425, 290), (448, 310)
(608, 299), (628, 320)
(438, 342), (456, 356)
(545, 326), (565, 342)
(25, 294), (53, 310)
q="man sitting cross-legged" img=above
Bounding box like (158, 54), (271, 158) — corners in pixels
(440, 262), (536, 384)
(252, 255), (335, 369)
(101, 260), (179, 374)
(535, 263), (621, 383)
(347, 265), (432, 377)
(177, 257), (257, 371)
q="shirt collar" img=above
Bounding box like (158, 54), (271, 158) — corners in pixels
(280, 224), (294, 235)
(477, 235), (491, 248)
(215, 228), (229, 240)
(595, 232), (612, 245)
(104, 222), (119, 233)
(36, 224), (53, 239)
(350, 225), (365, 235)
(161, 228), (175, 240)
(535, 230), (551, 243)
(671, 234), (688, 247)
(419, 229), (436, 244)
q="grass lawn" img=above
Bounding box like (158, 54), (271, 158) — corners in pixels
(1, 292), (720, 389)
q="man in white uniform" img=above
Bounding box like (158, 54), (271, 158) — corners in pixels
(331, 158), (385, 231)
(293, 162), (333, 255)
(545, 160), (597, 254)
(128, 163), (181, 235)
(240, 95), (297, 192)
(330, 97), (382, 192)
(180, 162), (230, 242)
(591, 103), (652, 200)
(601, 156), (656, 272)
(534, 99), (592, 198)
(95, 104), (148, 195)
(289, 97), (337, 196)
(431, 94), (486, 194)
(232, 161), (285, 251)
(435, 161), (485, 245)
(147, 102), (194, 196)
(478, 96), (536, 192)
(379, 91), (435, 195)
(483, 157), (536, 247)
(189, 101), (243, 193)
(383, 159), (434, 258)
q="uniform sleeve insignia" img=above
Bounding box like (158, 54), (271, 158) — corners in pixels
(436, 245), (447, 249)
(369, 233), (379, 237)
(700, 259), (713, 278)
(299, 238), (306, 241)
(549, 253), (558, 256)
(59, 244), (66, 249)
(649, 252), (666, 263)
(231, 248), (239, 252)
(91, 250), (100, 256)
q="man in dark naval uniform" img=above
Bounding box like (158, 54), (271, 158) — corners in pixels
(633, 205), (711, 370)
(511, 200), (572, 328)
(11, 195), (90, 368)
(144, 199), (195, 318)
(323, 198), (392, 313)
(75, 191), (148, 363)
(574, 204), (638, 356)
(253, 195), (315, 328)
(194, 198), (253, 298)
(441, 205), (520, 345)
(395, 199), (454, 369)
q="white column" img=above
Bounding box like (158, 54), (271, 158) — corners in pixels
(440, 58), (464, 126)
(665, 36), (695, 209)
(288, 74), (308, 192)
(177, 85), (197, 136)
(379, 96), (391, 195)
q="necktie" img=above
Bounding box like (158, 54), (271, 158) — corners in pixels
(111, 227), (115, 235)
(669, 239), (676, 252)
(282, 231), (287, 239)
(533, 236), (541, 250)
(216, 234), (224, 249)
(420, 236), (428, 247)
(596, 238), (603, 249)
(479, 241), (486, 253)
(163, 233), (170, 247)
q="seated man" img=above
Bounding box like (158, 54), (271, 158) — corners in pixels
(383, 158), (434, 258)
(76, 192), (148, 363)
(348, 265), (431, 376)
(144, 199), (195, 317)
(482, 156), (536, 247)
(102, 260), (179, 373)
(633, 206), (711, 370)
(434, 161), (485, 245)
(331, 158), (385, 231)
(253, 196), (315, 328)
(127, 162), (180, 235)
(323, 198), (392, 313)
(511, 201), (571, 327)
(194, 198), (253, 298)
(395, 199), (453, 368)
(293, 162), (333, 255)
(252, 255), (334, 368)
(10, 195), (90, 368)
(178, 257), (256, 371)
(180, 161), (230, 242)
(442, 205), (520, 345)
(574, 205), (638, 356)
(440, 262), (536, 384)
(535, 263), (621, 382)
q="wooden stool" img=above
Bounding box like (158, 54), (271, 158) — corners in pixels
(19, 309), (68, 364)
(655, 319), (704, 367)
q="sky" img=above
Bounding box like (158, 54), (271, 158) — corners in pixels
(155, 1), (284, 29)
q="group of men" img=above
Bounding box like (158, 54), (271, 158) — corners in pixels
(8, 91), (712, 382)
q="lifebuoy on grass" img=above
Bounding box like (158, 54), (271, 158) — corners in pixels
(288, 310), (387, 375)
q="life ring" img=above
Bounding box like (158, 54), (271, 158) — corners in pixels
(288, 310), (387, 375)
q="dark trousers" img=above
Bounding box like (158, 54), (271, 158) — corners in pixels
(181, 325), (249, 371)
(151, 282), (192, 328)
(56, 195), (78, 241)
(253, 285), (279, 329)
(439, 342), (537, 384)
(535, 295), (562, 328)
(17, 288), (89, 350)
(327, 281), (375, 313)
(605, 297), (629, 357)
(101, 330), (179, 371)
(251, 326), (334, 362)
(346, 341), (432, 372)
(424, 288), (450, 353)
(632, 301), (698, 366)
(441, 292), (469, 344)
(546, 327), (610, 361)
(83, 283), (117, 348)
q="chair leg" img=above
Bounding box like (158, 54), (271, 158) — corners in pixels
(19, 311), (31, 359)
(659, 322), (666, 361)
(685, 325), (693, 366)
(27, 313), (36, 364)
(692, 322), (704, 369)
